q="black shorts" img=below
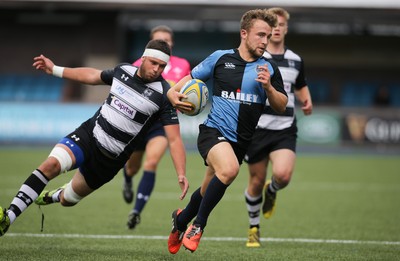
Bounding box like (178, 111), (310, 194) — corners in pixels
(133, 120), (166, 151)
(197, 124), (247, 166)
(244, 123), (297, 164)
(64, 119), (128, 190)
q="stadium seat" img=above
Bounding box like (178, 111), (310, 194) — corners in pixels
(0, 74), (16, 101)
(0, 74), (64, 102)
(340, 82), (377, 107)
(389, 85), (400, 107)
(307, 80), (330, 104)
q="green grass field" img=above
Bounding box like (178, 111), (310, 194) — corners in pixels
(1, 148), (399, 260)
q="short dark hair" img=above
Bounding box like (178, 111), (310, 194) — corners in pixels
(145, 39), (171, 56)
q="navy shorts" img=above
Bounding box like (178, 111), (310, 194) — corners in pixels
(197, 124), (247, 166)
(244, 123), (297, 164)
(61, 119), (128, 190)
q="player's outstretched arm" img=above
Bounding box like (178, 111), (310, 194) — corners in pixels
(33, 54), (104, 85)
(164, 124), (189, 200)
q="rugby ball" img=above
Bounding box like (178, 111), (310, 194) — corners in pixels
(179, 79), (209, 116)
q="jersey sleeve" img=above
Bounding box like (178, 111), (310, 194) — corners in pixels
(191, 50), (229, 82)
(159, 81), (180, 126)
(270, 62), (287, 97)
(295, 59), (307, 90)
(100, 68), (114, 85)
(101, 63), (133, 85)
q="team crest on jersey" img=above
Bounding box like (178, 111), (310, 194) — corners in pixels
(143, 88), (154, 98)
(288, 60), (295, 68)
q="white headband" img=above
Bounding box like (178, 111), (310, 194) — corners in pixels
(142, 48), (170, 63)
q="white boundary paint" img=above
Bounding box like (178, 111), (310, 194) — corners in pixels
(6, 233), (400, 245)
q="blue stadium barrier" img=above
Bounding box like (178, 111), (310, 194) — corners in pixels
(340, 82), (378, 107)
(307, 80), (330, 104)
(389, 85), (400, 107)
(0, 74), (64, 102)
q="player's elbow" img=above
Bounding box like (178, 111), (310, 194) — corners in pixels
(274, 105), (286, 114)
(273, 96), (288, 114)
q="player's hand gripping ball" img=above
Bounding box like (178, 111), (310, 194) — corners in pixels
(179, 79), (209, 116)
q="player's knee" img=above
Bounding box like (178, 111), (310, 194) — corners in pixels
(219, 165), (240, 184)
(143, 158), (158, 170)
(252, 170), (267, 184)
(48, 147), (73, 174)
(257, 175), (267, 189)
(125, 164), (140, 176)
(273, 171), (292, 187)
(61, 182), (82, 206)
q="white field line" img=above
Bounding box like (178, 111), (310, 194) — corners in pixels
(6, 233), (400, 246)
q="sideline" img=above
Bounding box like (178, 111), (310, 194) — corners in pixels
(6, 233), (400, 246)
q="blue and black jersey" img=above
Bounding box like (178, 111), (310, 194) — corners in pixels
(191, 49), (286, 149)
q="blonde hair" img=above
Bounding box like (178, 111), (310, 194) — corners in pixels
(150, 25), (174, 41)
(240, 9), (277, 31)
(266, 7), (290, 21)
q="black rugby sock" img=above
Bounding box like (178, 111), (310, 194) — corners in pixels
(194, 176), (228, 229)
(177, 187), (202, 231)
(8, 169), (48, 223)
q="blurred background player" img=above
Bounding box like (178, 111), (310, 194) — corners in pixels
(123, 25), (191, 230)
(244, 7), (313, 247)
(166, 9), (287, 254)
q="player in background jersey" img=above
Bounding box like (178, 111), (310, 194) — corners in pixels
(166, 9), (288, 253)
(123, 25), (191, 230)
(0, 39), (189, 237)
(244, 7), (313, 248)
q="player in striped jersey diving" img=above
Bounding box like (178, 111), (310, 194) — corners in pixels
(0, 39), (189, 237)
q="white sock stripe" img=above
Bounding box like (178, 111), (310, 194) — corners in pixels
(32, 170), (49, 185)
(10, 197), (29, 211)
(244, 189), (262, 202)
(6, 210), (16, 224)
(20, 184), (39, 202)
(51, 190), (62, 202)
(270, 177), (281, 192)
(245, 189), (262, 226)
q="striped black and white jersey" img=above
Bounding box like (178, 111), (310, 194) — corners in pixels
(90, 63), (177, 158)
(257, 48), (307, 130)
